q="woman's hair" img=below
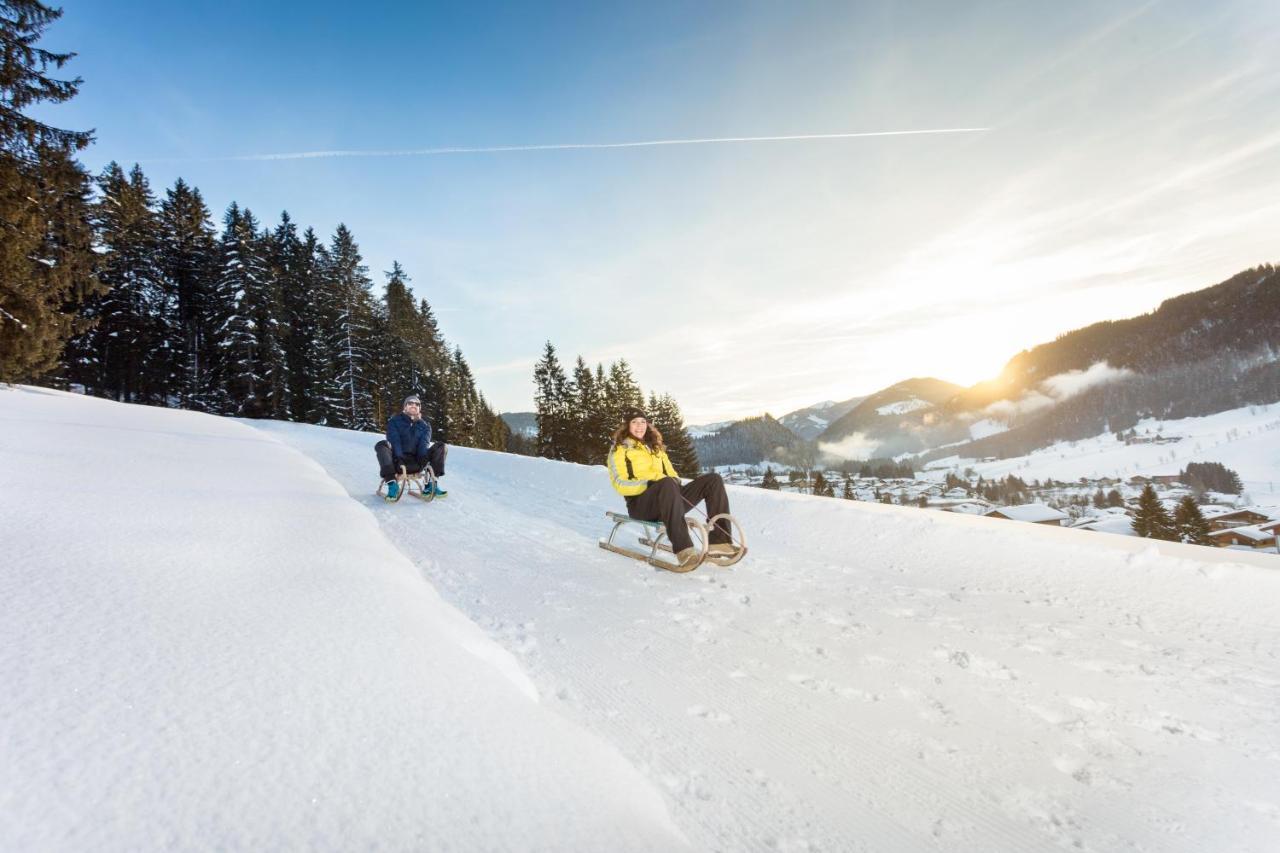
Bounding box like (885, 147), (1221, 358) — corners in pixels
(612, 419), (665, 451)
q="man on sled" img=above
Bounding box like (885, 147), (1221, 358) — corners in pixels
(375, 395), (448, 500)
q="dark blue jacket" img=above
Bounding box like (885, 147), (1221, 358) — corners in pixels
(386, 412), (431, 459)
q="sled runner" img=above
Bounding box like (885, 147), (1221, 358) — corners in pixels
(377, 464), (439, 503)
(598, 511), (747, 572)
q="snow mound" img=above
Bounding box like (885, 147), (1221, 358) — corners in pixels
(0, 386), (688, 852)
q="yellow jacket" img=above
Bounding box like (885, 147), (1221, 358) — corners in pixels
(608, 439), (679, 497)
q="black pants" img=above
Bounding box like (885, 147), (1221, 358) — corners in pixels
(625, 473), (731, 552)
(375, 439), (447, 480)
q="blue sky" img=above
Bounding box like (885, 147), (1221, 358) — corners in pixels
(40, 1), (1280, 421)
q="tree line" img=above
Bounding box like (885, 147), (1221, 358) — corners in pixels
(531, 342), (698, 471)
(0, 3), (506, 448)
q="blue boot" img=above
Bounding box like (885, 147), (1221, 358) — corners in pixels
(385, 480), (400, 499)
(430, 481), (447, 498)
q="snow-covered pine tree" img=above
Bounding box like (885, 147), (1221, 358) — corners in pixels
(157, 178), (218, 410)
(207, 203), (284, 417)
(372, 262), (420, 426)
(842, 475), (855, 500)
(320, 224), (377, 429)
(268, 211), (311, 420)
(1172, 496), (1214, 546)
(413, 296), (450, 431)
(0, 0), (101, 384)
(1131, 484), (1176, 540)
(761, 467), (781, 490)
(649, 392), (699, 474)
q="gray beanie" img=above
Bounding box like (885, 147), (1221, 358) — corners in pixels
(403, 395), (422, 407)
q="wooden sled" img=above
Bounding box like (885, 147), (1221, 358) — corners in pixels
(598, 511), (747, 572)
(377, 464), (439, 503)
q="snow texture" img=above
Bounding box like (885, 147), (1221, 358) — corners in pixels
(4, 386), (1280, 852)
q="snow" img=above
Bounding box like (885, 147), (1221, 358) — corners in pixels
(986, 503), (1069, 524)
(875, 397), (931, 416)
(968, 417), (1009, 440)
(686, 420), (732, 438)
(924, 403), (1280, 506)
(5, 386), (1280, 852)
(0, 387), (688, 852)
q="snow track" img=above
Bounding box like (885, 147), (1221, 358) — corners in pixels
(258, 419), (1280, 853)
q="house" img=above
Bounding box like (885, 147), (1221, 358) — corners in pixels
(944, 487), (969, 499)
(985, 503), (1069, 526)
(1151, 474), (1182, 486)
(1207, 508), (1274, 531)
(1073, 515), (1139, 537)
(942, 502), (992, 516)
(1208, 525), (1277, 550)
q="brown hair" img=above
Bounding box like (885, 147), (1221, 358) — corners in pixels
(612, 419), (664, 451)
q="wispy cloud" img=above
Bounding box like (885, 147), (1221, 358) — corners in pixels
(161, 128), (990, 162)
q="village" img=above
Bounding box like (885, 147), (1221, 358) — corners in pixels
(716, 462), (1280, 555)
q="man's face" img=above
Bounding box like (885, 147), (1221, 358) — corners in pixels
(404, 401), (421, 420)
(628, 417), (647, 441)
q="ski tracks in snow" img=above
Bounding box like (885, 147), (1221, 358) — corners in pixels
(255, 422), (1280, 853)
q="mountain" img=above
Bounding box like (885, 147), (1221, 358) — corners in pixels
(685, 419), (734, 438)
(6, 386), (1278, 851)
(778, 396), (867, 440)
(917, 264), (1280, 464)
(500, 411), (537, 437)
(816, 378), (964, 456)
(692, 413), (799, 467)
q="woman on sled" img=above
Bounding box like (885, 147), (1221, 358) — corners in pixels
(607, 409), (742, 570)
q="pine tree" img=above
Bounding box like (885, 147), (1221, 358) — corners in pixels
(268, 212), (310, 419)
(604, 359), (644, 425)
(157, 178), (217, 409)
(67, 163), (172, 403)
(842, 475), (855, 500)
(1172, 496), (1214, 546)
(413, 296), (449, 430)
(1132, 484), (1176, 540)
(812, 471), (831, 497)
(445, 346), (479, 445)
(760, 467), (781, 490)
(205, 204), (285, 417)
(320, 224), (376, 429)
(533, 341), (572, 459)
(570, 356), (602, 464)
(1107, 489), (1124, 508)
(1092, 489), (1107, 509)
(649, 392), (699, 474)
(0, 1), (100, 382)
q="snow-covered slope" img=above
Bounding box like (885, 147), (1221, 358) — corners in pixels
(5, 387), (1280, 852)
(923, 403), (1280, 504)
(0, 387), (688, 852)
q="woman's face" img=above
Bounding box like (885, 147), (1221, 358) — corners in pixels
(628, 417), (648, 441)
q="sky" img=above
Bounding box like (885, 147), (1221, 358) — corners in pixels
(36, 0), (1280, 423)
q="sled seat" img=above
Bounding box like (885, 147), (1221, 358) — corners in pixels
(604, 511), (663, 530)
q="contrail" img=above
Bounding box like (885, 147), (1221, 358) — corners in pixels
(213, 128), (990, 162)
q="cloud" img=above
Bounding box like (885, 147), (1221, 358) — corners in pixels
(156, 128), (990, 162)
(1041, 361), (1135, 399)
(819, 432), (880, 461)
(985, 361), (1135, 420)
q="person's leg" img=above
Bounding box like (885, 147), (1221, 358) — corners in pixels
(375, 440), (398, 480)
(628, 478), (693, 552)
(426, 442), (448, 477)
(680, 473), (731, 544)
